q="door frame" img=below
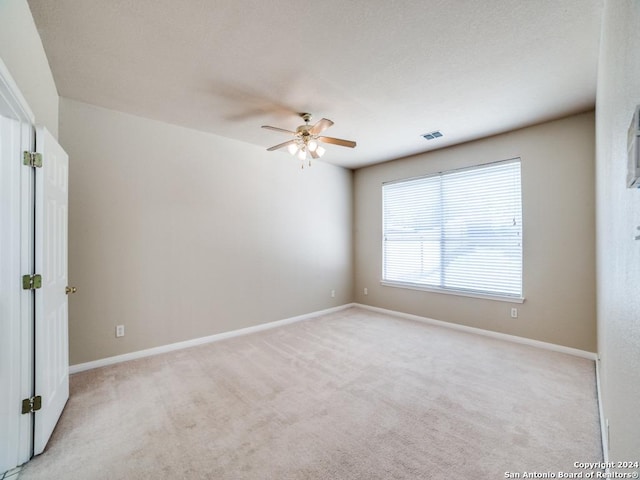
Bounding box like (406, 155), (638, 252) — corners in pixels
(0, 58), (36, 473)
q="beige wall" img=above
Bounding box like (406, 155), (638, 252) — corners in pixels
(60, 98), (353, 365)
(0, 0), (58, 137)
(596, 1), (640, 464)
(354, 111), (596, 352)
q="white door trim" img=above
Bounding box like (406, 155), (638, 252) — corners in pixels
(0, 60), (35, 124)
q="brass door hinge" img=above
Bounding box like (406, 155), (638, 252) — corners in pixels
(23, 151), (43, 168)
(22, 274), (42, 290)
(22, 396), (42, 414)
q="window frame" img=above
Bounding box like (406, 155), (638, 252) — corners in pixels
(381, 158), (524, 303)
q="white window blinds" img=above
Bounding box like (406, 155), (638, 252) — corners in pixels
(382, 159), (522, 299)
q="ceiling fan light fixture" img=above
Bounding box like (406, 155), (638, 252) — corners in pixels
(307, 139), (318, 152)
(297, 148), (307, 161)
(315, 145), (326, 157)
(287, 143), (299, 155)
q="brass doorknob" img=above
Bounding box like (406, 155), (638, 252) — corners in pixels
(65, 286), (77, 295)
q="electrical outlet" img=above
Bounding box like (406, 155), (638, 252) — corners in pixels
(116, 325), (125, 337)
(364, 287), (368, 295)
(510, 308), (518, 319)
(331, 289), (335, 298)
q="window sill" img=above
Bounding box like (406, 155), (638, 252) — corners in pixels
(380, 280), (525, 304)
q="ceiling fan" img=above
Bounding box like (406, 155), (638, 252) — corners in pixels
(262, 113), (356, 166)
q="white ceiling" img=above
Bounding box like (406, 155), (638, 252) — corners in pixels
(27, 0), (603, 169)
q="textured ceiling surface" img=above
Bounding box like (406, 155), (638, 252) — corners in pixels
(27, 0), (603, 169)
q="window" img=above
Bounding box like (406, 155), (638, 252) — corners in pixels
(382, 159), (522, 300)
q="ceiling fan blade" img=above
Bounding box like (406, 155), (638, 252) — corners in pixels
(309, 118), (334, 135)
(267, 139), (296, 151)
(310, 149), (320, 160)
(318, 136), (357, 148)
(262, 125), (297, 135)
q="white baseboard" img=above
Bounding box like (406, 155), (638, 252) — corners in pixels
(70, 301), (597, 372)
(69, 303), (356, 374)
(595, 356), (609, 464)
(354, 303), (598, 360)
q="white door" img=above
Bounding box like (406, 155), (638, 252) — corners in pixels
(0, 114), (35, 473)
(33, 126), (69, 455)
(0, 58), (37, 473)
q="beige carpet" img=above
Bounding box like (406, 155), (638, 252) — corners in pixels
(19, 307), (602, 479)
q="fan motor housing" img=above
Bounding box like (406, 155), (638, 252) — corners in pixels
(296, 125), (312, 136)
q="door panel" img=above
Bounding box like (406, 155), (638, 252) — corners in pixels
(1, 58), (37, 472)
(0, 115), (34, 472)
(33, 126), (69, 455)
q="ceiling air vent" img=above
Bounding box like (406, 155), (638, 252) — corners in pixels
(422, 130), (443, 140)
